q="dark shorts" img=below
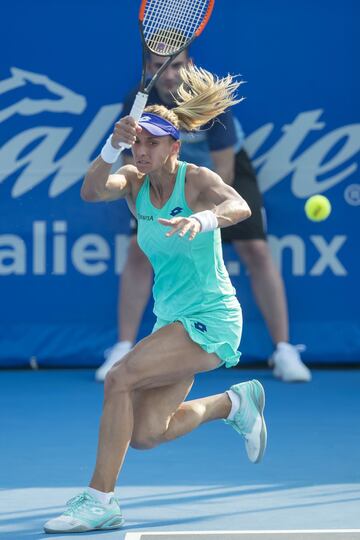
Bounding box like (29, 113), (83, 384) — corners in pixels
(221, 149), (267, 243)
(130, 149), (266, 241)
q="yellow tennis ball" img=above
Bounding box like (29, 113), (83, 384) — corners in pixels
(304, 195), (331, 221)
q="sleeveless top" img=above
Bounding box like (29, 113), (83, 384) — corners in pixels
(136, 161), (239, 320)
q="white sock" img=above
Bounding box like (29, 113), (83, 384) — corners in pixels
(117, 340), (132, 350)
(226, 389), (241, 421)
(87, 487), (114, 505)
(276, 342), (292, 352)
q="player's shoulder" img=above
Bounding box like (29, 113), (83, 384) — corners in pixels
(185, 163), (220, 190)
(186, 163), (220, 182)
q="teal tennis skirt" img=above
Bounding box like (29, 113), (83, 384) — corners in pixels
(152, 304), (243, 368)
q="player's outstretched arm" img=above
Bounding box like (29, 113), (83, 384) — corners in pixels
(158, 167), (251, 242)
(195, 167), (251, 228)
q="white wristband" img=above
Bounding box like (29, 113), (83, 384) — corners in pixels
(100, 135), (121, 164)
(190, 210), (218, 233)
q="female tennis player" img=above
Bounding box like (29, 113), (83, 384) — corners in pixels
(44, 65), (267, 534)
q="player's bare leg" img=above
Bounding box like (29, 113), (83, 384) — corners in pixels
(45, 323), (267, 534)
(90, 323), (221, 493)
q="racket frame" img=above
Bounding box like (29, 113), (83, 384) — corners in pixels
(119, 0), (214, 150)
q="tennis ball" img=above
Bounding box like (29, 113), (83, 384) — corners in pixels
(304, 195), (331, 221)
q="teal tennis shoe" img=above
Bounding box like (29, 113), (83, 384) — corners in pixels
(225, 379), (267, 463)
(43, 492), (124, 533)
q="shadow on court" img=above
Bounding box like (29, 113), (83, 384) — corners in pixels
(1, 368), (359, 539)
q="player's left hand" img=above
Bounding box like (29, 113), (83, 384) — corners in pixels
(158, 217), (201, 241)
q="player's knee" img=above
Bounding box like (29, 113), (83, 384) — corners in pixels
(104, 361), (133, 397)
(129, 435), (157, 450)
(130, 428), (160, 450)
(130, 415), (169, 450)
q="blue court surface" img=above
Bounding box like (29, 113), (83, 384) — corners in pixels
(1, 367), (360, 539)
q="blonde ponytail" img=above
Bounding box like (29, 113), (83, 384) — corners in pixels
(173, 64), (243, 130)
(144, 64), (243, 132)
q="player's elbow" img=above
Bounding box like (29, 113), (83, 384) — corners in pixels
(80, 184), (92, 202)
(238, 200), (251, 222)
(80, 180), (98, 202)
(244, 204), (252, 219)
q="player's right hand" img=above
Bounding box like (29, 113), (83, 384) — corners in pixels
(111, 116), (142, 148)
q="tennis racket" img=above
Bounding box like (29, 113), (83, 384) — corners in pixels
(119, 0), (215, 151)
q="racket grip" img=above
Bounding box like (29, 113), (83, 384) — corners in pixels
(117, 92), (148, 151)
(129, 91), (148, 122)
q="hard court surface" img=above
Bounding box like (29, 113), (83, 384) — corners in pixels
(1, 367), (359, 539)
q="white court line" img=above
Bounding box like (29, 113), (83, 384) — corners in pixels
(125, 531), (360, 540)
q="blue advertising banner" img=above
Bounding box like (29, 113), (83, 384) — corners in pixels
(0, 0), (359, 366)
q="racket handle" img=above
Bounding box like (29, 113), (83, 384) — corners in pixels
(129, 91), (148, 122)
(117, 92), (148, 151)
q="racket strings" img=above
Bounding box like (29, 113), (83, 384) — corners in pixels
(143, 0), (211, 55)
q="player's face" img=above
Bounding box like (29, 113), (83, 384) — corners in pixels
(147, 51), (190, 104)
(131, 129), (180, 173)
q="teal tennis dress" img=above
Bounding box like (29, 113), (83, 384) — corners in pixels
(136, 161), (243, 368)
